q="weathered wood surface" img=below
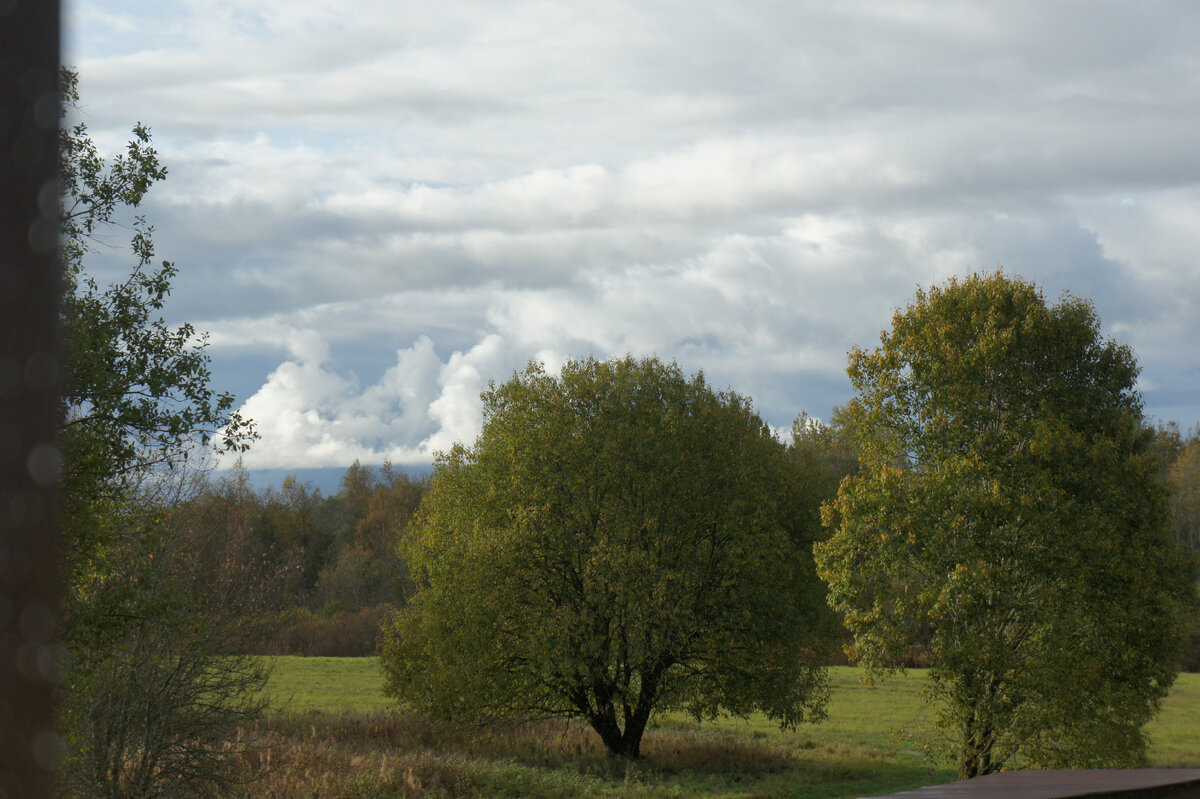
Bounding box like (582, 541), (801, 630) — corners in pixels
(864, 770), (1200, 799)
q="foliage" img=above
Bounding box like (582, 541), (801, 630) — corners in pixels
(1167, 428), (1200, 557)
(785, 413), (864, 665)
(56, 67), (265, 797)
(58, 69), (254, 543)
(1164, 427), (1200, 671)
(60, 501), (271, 799)
(316, 462), (425, 610)
(258, 605), (394, 657)
(153, 459), (427, 634)
(787, 411), (860, 553)
(380, 356), (837, 758)
(815, 271), (1197, 777)
(165, 464), (308, 613)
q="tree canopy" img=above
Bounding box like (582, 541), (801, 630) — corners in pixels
(380, 355), (837, 757)
(815, 271), (1196, 776)
(58, 67), (254, 565)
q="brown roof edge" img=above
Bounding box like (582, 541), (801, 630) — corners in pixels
(863, 770), (1200, 799)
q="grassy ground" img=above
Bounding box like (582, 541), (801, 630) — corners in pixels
(1146, 670), (1200, 766)
(265, 656), (391, 713)
(245, 658), (1199, 798)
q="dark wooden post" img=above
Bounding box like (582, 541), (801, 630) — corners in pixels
(1, 1), (63, 797)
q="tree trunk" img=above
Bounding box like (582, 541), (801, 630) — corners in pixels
(586, 710), (646, 758)
(587, 710), (625, 756)
(959, 717), (998, 779)
(580, 665), (665, 758)
(585, 691), (657, 758)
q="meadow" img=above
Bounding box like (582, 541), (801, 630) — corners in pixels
(238, 658), (1200, 798)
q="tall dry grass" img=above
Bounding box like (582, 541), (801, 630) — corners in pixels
(234, 710), (808, 798)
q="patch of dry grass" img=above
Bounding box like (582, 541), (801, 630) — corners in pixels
(232, 710), (915, 798)
(238, 663), (1199, 797)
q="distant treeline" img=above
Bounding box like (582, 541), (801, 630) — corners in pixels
(161, 460), (427, 656)
(1155, 422), (1200, 670)
(161, 420), (1200, 667)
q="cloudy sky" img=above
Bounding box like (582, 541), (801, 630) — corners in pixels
(65, 1), (1200, 472)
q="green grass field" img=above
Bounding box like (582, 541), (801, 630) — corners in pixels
(248, 658), (1199, 798)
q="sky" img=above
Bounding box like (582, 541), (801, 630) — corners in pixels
(64, 1), (1200, 473)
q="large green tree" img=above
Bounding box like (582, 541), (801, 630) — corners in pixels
(815, 271), (1196, 777)
(380, 356), (836, 758)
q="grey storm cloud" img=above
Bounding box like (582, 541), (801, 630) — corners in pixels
(65, 0), (1200, 468)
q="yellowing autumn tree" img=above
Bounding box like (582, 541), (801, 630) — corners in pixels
(816, 271), (1196, 777)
